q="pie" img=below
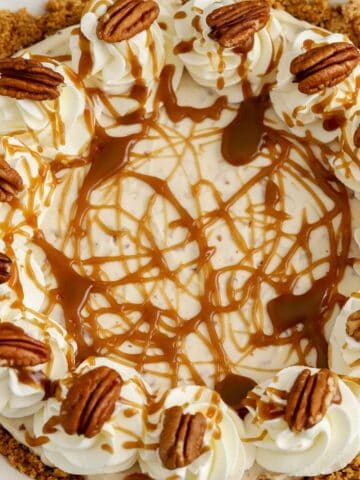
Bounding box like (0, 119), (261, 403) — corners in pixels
(0, 0), (359, 480)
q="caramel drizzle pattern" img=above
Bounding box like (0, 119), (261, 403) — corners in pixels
(0, 26), (352, 392)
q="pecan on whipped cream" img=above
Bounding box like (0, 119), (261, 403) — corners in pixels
(33, 357), (151, 475)
(70, 0), (168, 130)
(173, 0), (284, 101)
(140, 386), (255, 480)
(242, 366), (360, 477)
(0, 309), (75, 420)
(329, 85), (360, 192)
(0, 55), (94, 161)
(330, 296), (360, 378)
(269, 29), (360, 144)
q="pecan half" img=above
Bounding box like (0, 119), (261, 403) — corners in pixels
(0, 253), (12, 284)
(290, 42), (360, 94)
(0, 322), (51, 367)
(285, 369), (341, 432)
(60, 366), (122, 438)
(354, 125), (360, 148)
(159, 406), (206, 470)
(97, 0), (159, 43)
(346, 310), (360, 341)
(206, 0), (270, 52)
(0, 157), (23, 202)
(0, 58), (64, 101)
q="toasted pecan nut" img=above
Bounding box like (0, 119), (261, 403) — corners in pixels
(0, 157), (23, 203)
(0, 58), (64, 101)
(206, 0), (270, 52)
(0, 322), (51, 367)
(159, 406), (206, 470)
(0, 253), (12, 284)
(354, 126), (360, 148)
(97, 0), (159, 43)
(60, 366), (123, 438)
(346, 310), (360, 341)
(285, 369), (341, 432)
(290, 42), (360, 94)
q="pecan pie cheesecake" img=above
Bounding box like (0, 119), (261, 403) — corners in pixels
(0, 0), (360, 479)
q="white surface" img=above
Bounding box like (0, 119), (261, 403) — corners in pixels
(0, 0), (46, 15)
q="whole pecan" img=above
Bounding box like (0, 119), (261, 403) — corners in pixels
(60, 366), (123, 438)
(290, 42), (360, 94)
(97, 0), (160, 43)
(159, 406), (206, 470)
(0, 58), (64, 101)
(354, 125), (360, 148)
(346, 310), (360, 341)
(285, 369), (341, 432)
(0, 157), (23, 202)
(206, 0), (270, 52)
(0, 253), (12, 284)
(0, 322), (51, 367)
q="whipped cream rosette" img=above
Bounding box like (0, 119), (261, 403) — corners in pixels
(70, 0), (176, 134)
(0, 309), (75, 419)
(139, 385), (255, 480)
(329, 296), (360, 377)
(243, 366), (360, 477)
(33, 357), (151, 475)
(0, 137), (54, 235)
(329, 98), (360, 192)
(173, 0), (284, 102)
(269, 29), (360, 143)
(0, 237), (48, 317)
(0, 55), (94, 160)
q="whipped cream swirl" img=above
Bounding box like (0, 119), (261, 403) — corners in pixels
(243, 366), (360, 477)
(0, 54), (93, 160)
(269, 29), (359, 143)
(329, 92), (360, 191)
(139, 385), (254, 480)
(329, 296), (360, 377)
(0, 137), (55, 233)
(70, 0), (167, 130)
(33, 357), (151, 475)
(0, 237), (48, 316)
(173, 0), (284, 102)
(0, 309), (75, 419)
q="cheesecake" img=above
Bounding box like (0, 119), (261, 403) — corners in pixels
(0, 1), (359, 479)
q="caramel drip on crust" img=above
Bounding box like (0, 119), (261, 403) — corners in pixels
(0, 51), (352, 390)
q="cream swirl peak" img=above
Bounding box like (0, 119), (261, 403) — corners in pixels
(243, 366), (360, 477)
(330, 92), (360, 192)
(33, 357), (151, 475)
(0, 55), (94, 160)
(173, 0), (284, 101)
(0, 309), (75, 419)
(329, 296), (360, 377)
(70, 0), (168, 131)
(270, 29), (360, 143)
(139, 386), (255, 480)
(0, 137), (54, 235)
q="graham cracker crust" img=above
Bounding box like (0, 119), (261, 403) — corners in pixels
(0, 0), (360, 58)
(0, 425), (82, 479)
(0, 0), (358, 479)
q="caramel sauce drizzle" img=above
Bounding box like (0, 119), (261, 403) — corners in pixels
(0, 24), (353, 399)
